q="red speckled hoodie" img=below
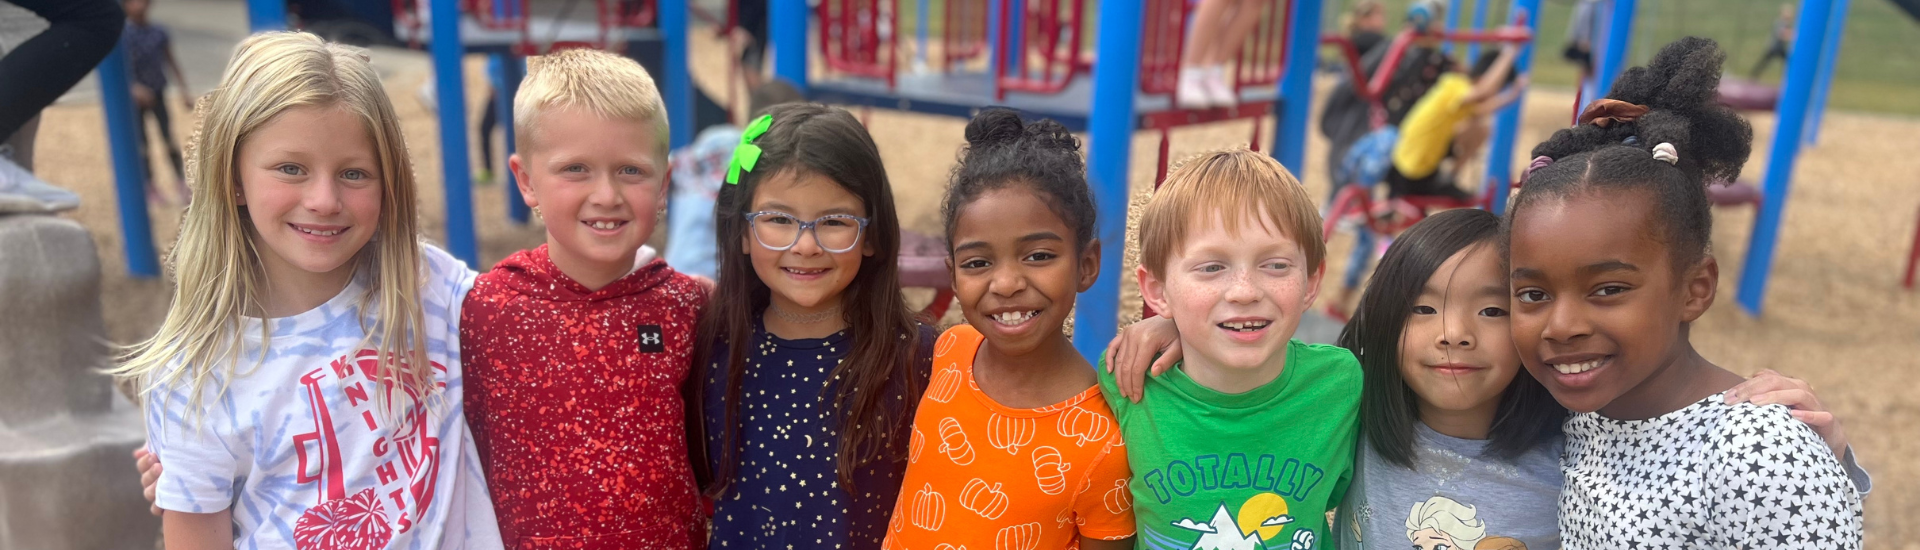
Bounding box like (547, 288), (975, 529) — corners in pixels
(461, 245), (708, 549)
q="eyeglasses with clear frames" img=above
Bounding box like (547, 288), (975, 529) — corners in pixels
(743, 211), (871, 253)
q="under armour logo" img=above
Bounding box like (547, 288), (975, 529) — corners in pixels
(637, 325), (665, 352)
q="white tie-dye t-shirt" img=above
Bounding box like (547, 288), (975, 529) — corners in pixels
(144, 245), (501, 550)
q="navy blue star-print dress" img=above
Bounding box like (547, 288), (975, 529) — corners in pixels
(700, 322), (935, 550)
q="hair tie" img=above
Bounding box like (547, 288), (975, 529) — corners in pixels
(1577, 98), (1651, 129)
(726, 114), (774, 184)
(1523, 155), (1555, 182)
(1651, 142), (1679, 165)
(1622, 136), (1640, 146)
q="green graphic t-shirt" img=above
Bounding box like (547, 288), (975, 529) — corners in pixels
(1097, 340), (1362, 550)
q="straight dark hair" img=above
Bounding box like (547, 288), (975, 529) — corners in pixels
(1337, 209), (1565, 468)
(690, 103), (922, 497)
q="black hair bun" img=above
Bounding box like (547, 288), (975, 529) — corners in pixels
(1529, 37), (1751, 187)
(964, 108), (1027, 148)
(963, 107), (1081, 153)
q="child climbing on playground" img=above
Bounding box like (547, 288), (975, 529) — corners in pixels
(691, 102), (936, 550)
(458, 47), (711, 548)
(113, 32), (500, 548)
(882, 109), (1133, 549)
(667, 78), (804, 281)
(1095, 149), (1358, 550)
(1385, 43), (1527, 202)
(1509, 37), (1862, 546)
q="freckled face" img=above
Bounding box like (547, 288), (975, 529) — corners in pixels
(1140, 209), (1322, 373)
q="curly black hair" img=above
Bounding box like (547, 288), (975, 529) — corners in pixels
(1508, 37), (1753, 270)
(940, 108), (1097, 252)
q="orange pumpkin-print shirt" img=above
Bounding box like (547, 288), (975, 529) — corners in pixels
(883, 325), (1135, 550)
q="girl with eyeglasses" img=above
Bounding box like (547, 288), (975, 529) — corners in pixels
(689, 103), (936, 550)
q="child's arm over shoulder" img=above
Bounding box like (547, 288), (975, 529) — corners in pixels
(1092, 357), (1132, 420)
(1706, 405), (1864, 548)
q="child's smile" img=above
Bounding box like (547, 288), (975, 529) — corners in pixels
(950, 188), (1097, 355)
(1141, 208), (1321, 392)
(1397, 244), (1520, 422)
(1509, 193), (1717, 418)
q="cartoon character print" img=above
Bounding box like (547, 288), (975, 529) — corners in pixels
(1404, 496), (1528, 550)
(289, 350), (446, 550)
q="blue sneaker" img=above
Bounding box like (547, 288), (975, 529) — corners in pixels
(0, 150), (80, 213)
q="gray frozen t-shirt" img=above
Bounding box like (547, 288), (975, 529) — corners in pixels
(1338, 423), (1561, 550)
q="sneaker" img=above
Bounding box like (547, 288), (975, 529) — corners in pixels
(1203, 65), (1239, 107)
(1176, 67), (1212, 109)
(0, 152), (80, 213)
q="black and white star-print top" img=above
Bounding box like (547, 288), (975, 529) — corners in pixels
(701, 321), (935, 550)
(1559, 391), (1864, 549)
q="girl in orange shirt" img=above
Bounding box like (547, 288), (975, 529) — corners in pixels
(882, 109), (1134, 550)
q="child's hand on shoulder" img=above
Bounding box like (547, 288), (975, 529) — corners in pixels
(1103, 316), (1181, 403)
(1726, 369), (1849, 460)
(133, 446), (163, 516)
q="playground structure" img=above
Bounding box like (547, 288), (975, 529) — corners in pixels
(76, 0), (1881, 353)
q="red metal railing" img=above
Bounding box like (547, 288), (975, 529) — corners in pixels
(994, 0), (1090, 99)
(393, 0), (657, 55)
(1139, 0), (1189, 96)
(1232, 0), (1291, 90)
(945, 0), (990, 69)
(818, 0), (898, 86)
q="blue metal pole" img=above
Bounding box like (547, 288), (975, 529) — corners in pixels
(1486, 0), (1542, 214)
(663, 0), (691, 149)
(1009, 0), (1027, 78)
(1445, 0), (1463, 55)
(771, 0), (808, 93)
(1271, 0), (1323, 175)
(1590, 0), (1635, 102)
(986, 0), (1002, 78)
(428, 0), (477, 267)
(1737, 0), (1834, 316)
(499, 55), (529, 224)
(1467, 0), (1491, 61)
(97, 44), (159, 278)
(246, 0), (288, 32)
(917, 0), (931, 67)
(1803, 0), (1848, 145)
(1075, 0), (1143, 361)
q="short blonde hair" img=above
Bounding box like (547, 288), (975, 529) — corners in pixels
(1138, 149), (1325, 278)
(513, 47), (668, 155)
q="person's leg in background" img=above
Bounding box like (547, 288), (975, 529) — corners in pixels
(132, 83), (163, 204)
(0, 0), (123, 140)
(477, 86), (498, 184)
(0, 0), (123, 212)
(150, 84), (188, 201)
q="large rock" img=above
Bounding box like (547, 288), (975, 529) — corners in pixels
(0, 214), (159, 549)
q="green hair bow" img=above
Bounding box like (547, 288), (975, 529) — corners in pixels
(726, 114), (774, 185)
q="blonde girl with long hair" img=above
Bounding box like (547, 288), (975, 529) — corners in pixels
(112, 32), (501, 549)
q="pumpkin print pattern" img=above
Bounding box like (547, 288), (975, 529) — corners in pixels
(882, 325), (1135, 550)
